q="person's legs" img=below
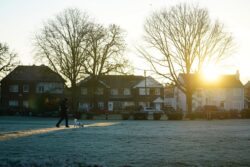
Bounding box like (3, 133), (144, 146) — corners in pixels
(56, 116), (64, 127)
(65, 114), (69, 127)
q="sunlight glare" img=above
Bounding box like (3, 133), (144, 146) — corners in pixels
(202, 66), (220, 82)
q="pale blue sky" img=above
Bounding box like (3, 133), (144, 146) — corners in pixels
(0, 0), (250, 83)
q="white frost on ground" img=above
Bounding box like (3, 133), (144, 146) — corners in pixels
(1, 116), (250, 167)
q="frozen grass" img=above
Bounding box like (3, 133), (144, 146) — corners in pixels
(1, 116), (250, 166)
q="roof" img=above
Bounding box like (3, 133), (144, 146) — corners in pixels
(133, 76), (163, 88)
(245, 81), (250, 88)
(79, 75), (146, 88)
(179, 73), (243, 88)
(1, 65), (65, 83)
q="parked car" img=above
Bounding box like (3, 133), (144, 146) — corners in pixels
(141, 107), (162, 114)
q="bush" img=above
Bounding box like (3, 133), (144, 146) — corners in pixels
(133, 112), (148, 120)
(166, 112), (183, 120)
(186, 112), (206, 120)
(86, 113), (94, 120)
(153, 113), (161, 120)
(241, 109), (250, 119)
(121, 112), (130, 120)
(124, 106), (135, 112)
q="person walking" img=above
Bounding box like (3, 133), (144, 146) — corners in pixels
(56, 98), (69, 128)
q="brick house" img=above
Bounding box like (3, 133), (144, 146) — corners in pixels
(0, 65), (65, 115)
(77, 75), (164, 112)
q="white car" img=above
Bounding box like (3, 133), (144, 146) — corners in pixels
(141, 107), (162, 114)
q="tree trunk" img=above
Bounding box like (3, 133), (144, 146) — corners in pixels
(186, 91), (192, 114)
(186, 71), (193, 115)
(70, 83), (78, 117)
(91, 77), (98, 112)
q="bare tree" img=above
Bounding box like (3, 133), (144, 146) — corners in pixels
(0, 43), (19, 78)
(34, 8), (91, 114)
(83, 24), (127, 109)
(35, 8), (91, 88)
(139, 4), (234, 114)
(34, 8), (128, 113)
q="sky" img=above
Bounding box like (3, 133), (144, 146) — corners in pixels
(0, 0), (250, 84)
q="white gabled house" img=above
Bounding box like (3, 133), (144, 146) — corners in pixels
(172, 71), (244, 112)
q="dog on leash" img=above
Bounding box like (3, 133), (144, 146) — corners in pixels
(74, 118), (84, 128)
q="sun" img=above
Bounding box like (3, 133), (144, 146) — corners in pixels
(202, 65), (220, 82)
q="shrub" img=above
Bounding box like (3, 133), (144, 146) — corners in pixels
(153, 113), (161, 120)
(166, 112), (183, 120)
(186, 112), (206, 120)
(241, 109), (250, 119)
(121, 112), (130, 120)
(133, 112), (148, 120)
(86, 113), (94, 120)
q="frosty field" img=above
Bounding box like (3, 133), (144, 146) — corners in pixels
(1, 117), (250, 167)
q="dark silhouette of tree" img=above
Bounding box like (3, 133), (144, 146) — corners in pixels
(138, 4), (234, 114)
(34, 8), (128, 113)
(34, 8), (91, 114)
(83, 24), (127, 110)
(35, 8), (90, 88)
(0, 43), (19, 78)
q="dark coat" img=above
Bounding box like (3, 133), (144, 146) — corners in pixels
(60, 99), (68, 116)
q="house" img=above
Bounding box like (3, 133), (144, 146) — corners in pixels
(164, 83), (177, 111)
(175, 71), (244, 112)
(77, 75), (164, 112)
(245, 81), (250, 109)
(0, 65), (65, 115)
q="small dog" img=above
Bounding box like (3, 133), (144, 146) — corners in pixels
(74, 118), (84, 128)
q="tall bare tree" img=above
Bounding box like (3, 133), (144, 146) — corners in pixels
(0, 43), (19, 78)
(35, 8), (90, 88)
(83, 24), (127, 109)
(34, 8), (128, 113)
(34, 8), (91, 114)
(139, 4), (234, 114)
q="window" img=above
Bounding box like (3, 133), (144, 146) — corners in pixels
(96, 88), (104, 95)
(155, 88), (161, 95)
(9, 85), (19, 93)
(9, 100), (18, 107)
(23, 84), (29, 93)
(124, 88), (131, 95)
(139, 102), (147, 107)
(220, 101), (224, 108)
(23, 101), (29, 108)
(81, 88), (87, 95)
(78, 103), (89, 112)
(111, 89), (118, 95)
(139, 88), (149, 95)
(98, 102), (104, 110)
(37, 86), (44, 93)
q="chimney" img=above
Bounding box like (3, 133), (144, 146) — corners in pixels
(236, 70), (240, 80)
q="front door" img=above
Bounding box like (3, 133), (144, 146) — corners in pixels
(155, 103), (161, 111)
(108, 102), (113, 112)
